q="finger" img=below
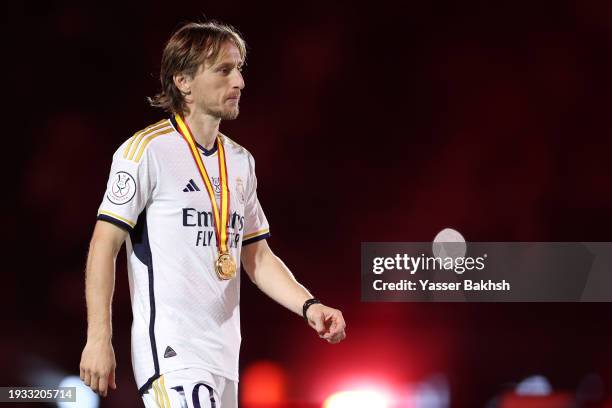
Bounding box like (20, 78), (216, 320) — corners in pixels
(333, 312), (346, 328)
(327, 317), (337, 332)
(326, 330), (340, 341)
(323, 332), (337, 341)
(82, 370), (91, 387)
(313, 313), (326, 334)
(99, 374), (108, 397)
(109, 369), (117, 390)
(328, 327), (347, 342)
(334, 322), (347, 336)
(90, 373), (100, 394)
(328, 330), (346, 344)
(327, 315), (343, 336)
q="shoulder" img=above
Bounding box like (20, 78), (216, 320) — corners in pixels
(115, 118), (178, 163)
(220, 133), (255, 165)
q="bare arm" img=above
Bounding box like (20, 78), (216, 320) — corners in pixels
(241, 239), (346, 344)
(79, 220), (127, 397)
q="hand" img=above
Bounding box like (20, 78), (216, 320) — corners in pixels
(79, 338), (117, 397)
(306, 304), (347, 344)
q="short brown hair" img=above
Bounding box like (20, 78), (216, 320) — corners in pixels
(148, 20), (247, 114)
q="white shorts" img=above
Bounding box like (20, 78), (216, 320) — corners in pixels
(141, 368), (237, 408)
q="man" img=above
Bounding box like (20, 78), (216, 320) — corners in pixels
(79, 21), (346, 407)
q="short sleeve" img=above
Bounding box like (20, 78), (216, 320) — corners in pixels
(96, 142), (156, 231)
(242, 153), (271, 246)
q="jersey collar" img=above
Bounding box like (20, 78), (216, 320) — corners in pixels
(196, 140), (218, 156)
(170, 115), (219, 156)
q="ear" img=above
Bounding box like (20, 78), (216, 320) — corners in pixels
(173, 73), (192, 96)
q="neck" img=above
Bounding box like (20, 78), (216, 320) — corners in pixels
(182, 109), (220, 150)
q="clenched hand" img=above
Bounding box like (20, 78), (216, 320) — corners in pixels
(306, 304), (347, 344)
(79, 338), (117, 397)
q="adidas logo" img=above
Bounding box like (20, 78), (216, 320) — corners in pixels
(164, 346), (177, 358)
(183, 179), (200, 192)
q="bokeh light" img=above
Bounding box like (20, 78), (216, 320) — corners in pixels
(241, 360), (288, 407)
(323, 390), (390, 408)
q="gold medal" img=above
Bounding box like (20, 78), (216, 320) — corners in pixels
(215, 252), (237, 280)
(175, 114), (236, 281)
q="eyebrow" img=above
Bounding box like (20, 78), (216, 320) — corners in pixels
(214, 58), (244, 69)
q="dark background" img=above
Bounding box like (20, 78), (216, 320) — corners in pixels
(4, 0), (612, 406)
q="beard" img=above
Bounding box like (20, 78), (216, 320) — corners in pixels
(205, 104), (240, 120)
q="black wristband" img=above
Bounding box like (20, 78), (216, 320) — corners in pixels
(302, 298), (321, 322)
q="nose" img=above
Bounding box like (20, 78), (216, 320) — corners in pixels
(232, 69), (245, 90)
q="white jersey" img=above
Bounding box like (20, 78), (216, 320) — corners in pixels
(97, 117), (270, 396)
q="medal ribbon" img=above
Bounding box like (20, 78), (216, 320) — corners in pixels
(175, 114), (231, 254)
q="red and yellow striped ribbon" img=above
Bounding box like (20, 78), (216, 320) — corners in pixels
(175, 114), (231, 254)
